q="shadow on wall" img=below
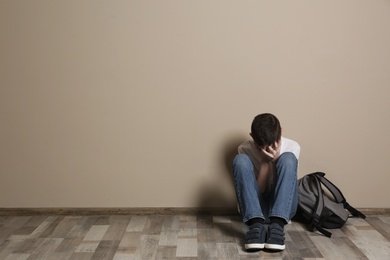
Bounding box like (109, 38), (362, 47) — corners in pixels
(196, 134), (247, 211)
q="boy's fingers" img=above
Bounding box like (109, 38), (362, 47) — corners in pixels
(268, 146), (276, 154)
(261, 148), (274, 158)
(265, 144), (280, 160)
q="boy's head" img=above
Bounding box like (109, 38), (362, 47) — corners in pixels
(250, 113), (282, 148)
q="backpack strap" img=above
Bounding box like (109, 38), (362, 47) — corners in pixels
(313, 172), (345, 203)
(344, 202), (366, 219)
(307, 173), (324, 224)
(313, 172), (366, 219)
(306, 173), (332, 237)
(315, 207), (332, 238)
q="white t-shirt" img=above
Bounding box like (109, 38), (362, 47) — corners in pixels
(238, 137), (300, 176)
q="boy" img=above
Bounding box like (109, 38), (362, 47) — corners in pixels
(232, 113), (300, 251)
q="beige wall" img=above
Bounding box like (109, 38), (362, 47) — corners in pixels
(1, 1), (390, 209)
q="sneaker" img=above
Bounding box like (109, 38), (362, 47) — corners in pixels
(245, 223), (266, 251)
(265, 223), (285, 251)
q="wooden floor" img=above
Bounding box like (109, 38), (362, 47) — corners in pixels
(0, 214), (390, 260)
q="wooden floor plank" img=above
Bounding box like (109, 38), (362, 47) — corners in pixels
(176, 238), (197, 257)
(0, 214), (389, 259)
(126, 216), (147, 232)
(344, 225), (390, 259)
(4, 253), (30, 260)
(287, 230), (323, 258)
(310, 236), (368, 259)
(217, 242), (239, 259)
(92, 240), (120, 259)
(48, 216), (81, 238)
(365, 216), (390, 241)
(161, 215), (180, 232)
(83, 225), (109, 241)
(27, 238), (63, 259)
(155, 245), (177, 260)
(198, 242), (218, 259)
(134, 234), (159, 260)
(158, 230), (178, 246)
(102, 216), (130, 241)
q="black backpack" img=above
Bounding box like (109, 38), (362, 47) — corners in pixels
(296, 172), (366, 237)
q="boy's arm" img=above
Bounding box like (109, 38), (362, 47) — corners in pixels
(257, 160), (271, 193)
(257, 140), (281, 193)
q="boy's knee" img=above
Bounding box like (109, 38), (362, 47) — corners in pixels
(232, 154), (252, 172)
(277, 152), (298, 169)
(233, 153), (250, 166)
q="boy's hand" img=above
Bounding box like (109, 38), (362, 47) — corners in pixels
(261, 140), (281, 162)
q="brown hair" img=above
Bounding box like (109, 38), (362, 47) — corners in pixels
(251, 113), (281, 147)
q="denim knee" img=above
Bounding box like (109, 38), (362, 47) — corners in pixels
(232, 154), (253, 175)
(277, 152), (298, 171)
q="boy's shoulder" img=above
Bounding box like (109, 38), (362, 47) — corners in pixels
(238, 137), (300, 154)
(281, 137), (301, 159)
(238, 137), (299, 148)
(281, 137), (300, 149)
(237, 140), (255, 153)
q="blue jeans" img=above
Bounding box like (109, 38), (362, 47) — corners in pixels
(232, 152), (298, 224)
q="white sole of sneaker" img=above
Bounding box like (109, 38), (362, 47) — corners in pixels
(264, 243), (285, 251)
(245, 243), (265, 250)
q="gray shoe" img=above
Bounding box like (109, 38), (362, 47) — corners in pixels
(245, 223), (266, 251)
(265, 223), (285, 251)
